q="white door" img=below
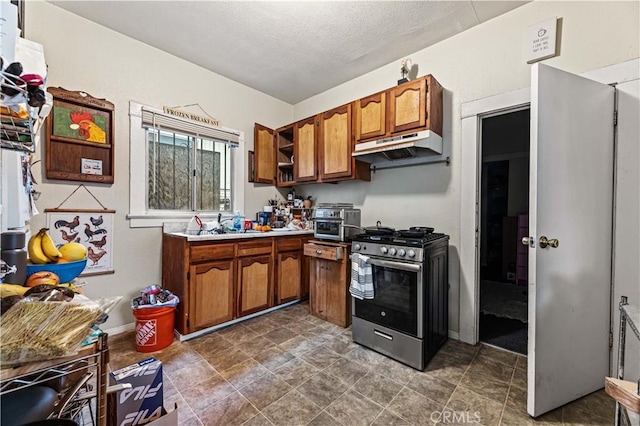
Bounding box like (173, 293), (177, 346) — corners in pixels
(528, 63), (615, 416)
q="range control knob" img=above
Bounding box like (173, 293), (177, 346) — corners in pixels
(408, 249), (416, 258)
(398, 249), (406, 257)
(389, 248), (397, 256)
(380, 246), (388, 254)
(353, 244), (361, 251)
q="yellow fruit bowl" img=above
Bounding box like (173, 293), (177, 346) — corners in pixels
(27, 258), (87, 283)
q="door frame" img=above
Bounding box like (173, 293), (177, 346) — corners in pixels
(458, 59), (640, 346)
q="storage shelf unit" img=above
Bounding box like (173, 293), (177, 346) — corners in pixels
(0, 333), (109, 426)
(0, 70), (52, 153)
(277, 125), (295, 186)
(607, 296), (640, 426)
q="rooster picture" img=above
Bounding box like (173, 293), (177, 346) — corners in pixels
(84, 224), (107, 241)
(90, 215), (104, 229)
(54, 216), (80, 232)
(69, 112), (106, 143)
(60, 229), (79, 243)
(87, 247), (107, 266)
(89, 235), (107, 249)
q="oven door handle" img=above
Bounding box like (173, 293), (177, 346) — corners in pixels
(366, 258), (422, 273)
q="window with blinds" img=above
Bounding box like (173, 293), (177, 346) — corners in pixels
(142, 108), (236, 213)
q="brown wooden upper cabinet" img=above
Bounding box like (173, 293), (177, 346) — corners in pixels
(253, 74), (444, 186)
(355, 92), (387, 141)
(294, 116), (317, 183)
(254, 123), (276, 184)
(319, 103), (355, 181)
(355, 74), (443, 143)
(389, 78), (427, 134)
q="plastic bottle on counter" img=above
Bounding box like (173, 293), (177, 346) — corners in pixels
(233, 211), (242, 231)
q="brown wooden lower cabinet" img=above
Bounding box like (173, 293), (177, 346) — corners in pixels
(237, 255), (273, 317)
(162, 233), (311, 335)
(190, 260), (235, 330)
(305, 240), (351, 327)
(276, 251), (302, 304)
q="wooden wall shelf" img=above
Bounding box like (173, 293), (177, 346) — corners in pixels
(45, 87), (115, 184)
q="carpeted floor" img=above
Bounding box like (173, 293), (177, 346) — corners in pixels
(479, 313), (528, 355)
(480, 280), (528, 355)
(480, 280), (528, 323)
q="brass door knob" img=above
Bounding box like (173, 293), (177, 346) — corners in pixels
(539, 236), (559, 248)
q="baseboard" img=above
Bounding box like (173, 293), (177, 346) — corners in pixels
(103, 322), (135, 337)
(448, 330), (460, 340)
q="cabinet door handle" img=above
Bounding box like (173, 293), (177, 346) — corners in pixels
(316, 249), (322, 255)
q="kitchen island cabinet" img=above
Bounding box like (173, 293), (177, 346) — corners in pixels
(162, 231), (312, 337)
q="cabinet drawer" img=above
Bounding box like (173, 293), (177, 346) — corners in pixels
(276, 237), (301, 252)
(237, 239), (273, 257)
(304, 243), (344, 261)
(190, 243), (235, 262)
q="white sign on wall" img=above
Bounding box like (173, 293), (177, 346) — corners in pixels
(527, 17), (558, 64)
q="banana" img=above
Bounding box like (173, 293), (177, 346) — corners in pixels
(27, 230), (49, 264)
(39, 228), (62, 262)
(0, 283), (29, 298)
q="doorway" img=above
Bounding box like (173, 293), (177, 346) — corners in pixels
(478, 109), (530, 355)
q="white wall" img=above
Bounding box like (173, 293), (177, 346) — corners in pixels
(19, 1), (639, 338)
(291, 1), (639, 336)
(23, 1), (293, 329)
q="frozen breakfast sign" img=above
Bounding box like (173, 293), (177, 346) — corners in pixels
(162, 106), (221, 127)
(527, 17), (559, 64)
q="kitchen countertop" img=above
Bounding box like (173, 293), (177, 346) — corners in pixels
(167, 229), (314, 242)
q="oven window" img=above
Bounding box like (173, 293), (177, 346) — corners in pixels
(316, 220), (340, 237)
(354, 263), (419, 337)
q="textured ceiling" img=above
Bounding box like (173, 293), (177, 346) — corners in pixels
(49, 1), (528, 104)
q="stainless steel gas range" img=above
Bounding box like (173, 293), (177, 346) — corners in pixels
(350, 227), (449, 370)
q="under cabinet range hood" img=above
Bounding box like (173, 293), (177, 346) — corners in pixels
(352, 130), (445, 169)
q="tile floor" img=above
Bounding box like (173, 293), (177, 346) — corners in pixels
(109, 302), (615, 426)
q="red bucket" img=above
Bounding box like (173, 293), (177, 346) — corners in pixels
(133, 307), (175, 352)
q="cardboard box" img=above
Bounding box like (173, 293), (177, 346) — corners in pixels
(147, 404), (178, 426)
(108, 357), (164, 426)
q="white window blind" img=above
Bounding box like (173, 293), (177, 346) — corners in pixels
(141, 108), (241, 146)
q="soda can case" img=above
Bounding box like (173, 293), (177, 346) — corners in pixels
(108, 357), (164, 426)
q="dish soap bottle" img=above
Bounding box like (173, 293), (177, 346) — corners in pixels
(233, 211), (242, 232)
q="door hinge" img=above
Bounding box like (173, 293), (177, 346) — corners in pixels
(613, 110), (618, 127)
(609, 332), (614, 348)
